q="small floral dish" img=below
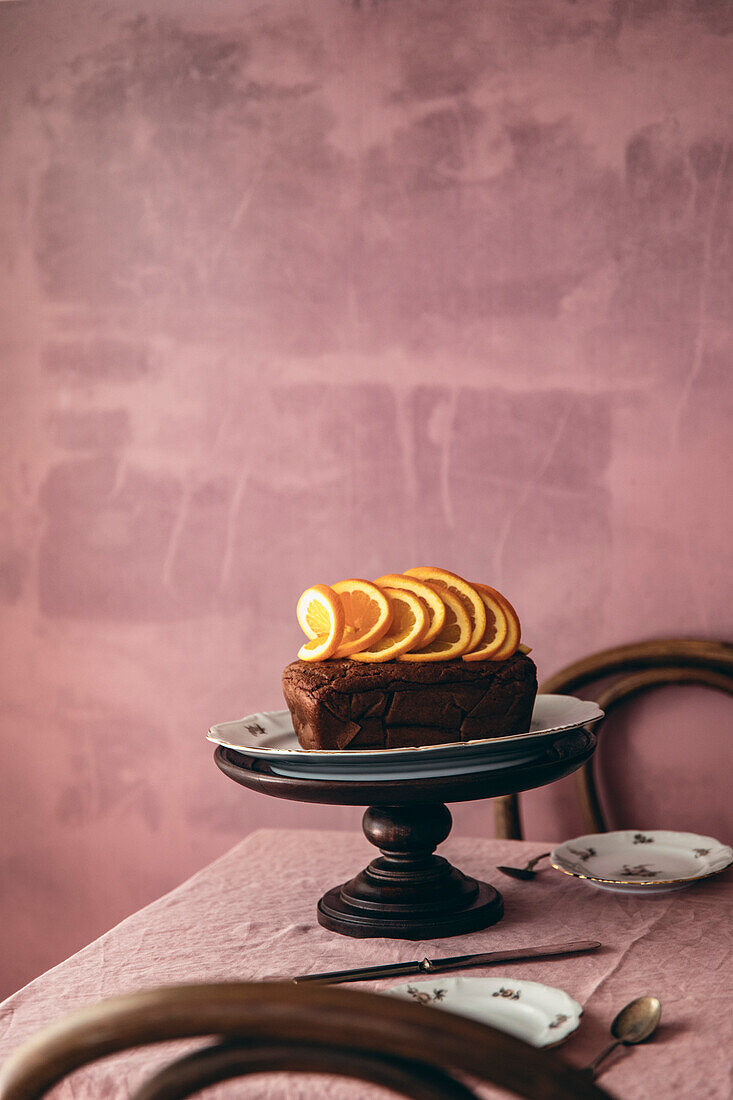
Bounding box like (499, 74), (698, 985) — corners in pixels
(551, 830), (733, 895)
(387, 976), (582, 1048)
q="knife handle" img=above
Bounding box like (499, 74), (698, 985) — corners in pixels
(293, 960), (424, 985)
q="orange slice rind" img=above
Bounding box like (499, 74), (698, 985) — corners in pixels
(462, 585), (510, 661)
(404, 566), (486, 652)
(298, 636), (338, 660)
(351, 588), (427, 662)
(398, 589), (472, 662)
(296, 584), (345, 661)
(332, 578), (393, 657)
(374, 573), (446, 646)
(472, 582), (521, 660)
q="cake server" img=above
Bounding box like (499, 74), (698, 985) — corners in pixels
(292, 939), (601, 984)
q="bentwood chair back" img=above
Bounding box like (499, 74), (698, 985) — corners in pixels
(0, 982), (613, 1100)
(494, 638), (733, 840)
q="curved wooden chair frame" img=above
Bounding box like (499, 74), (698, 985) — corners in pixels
(494, 638), (733, 839)
(0, 982), (613, 1100)
(132, 1039), (477, 1100)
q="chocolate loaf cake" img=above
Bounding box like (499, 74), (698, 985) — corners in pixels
(282, 651), (537, 750)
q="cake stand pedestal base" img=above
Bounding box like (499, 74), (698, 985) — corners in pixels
(317, 803), (503, 939)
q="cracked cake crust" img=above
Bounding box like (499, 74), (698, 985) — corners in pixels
(282, 652), (538, 750)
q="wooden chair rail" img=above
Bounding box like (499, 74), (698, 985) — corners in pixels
(131, 1039), (477, 1100)
(539, 638), (733, 696)
(0, 982), (613, 1100)
(576, 666), (733, 834)
(494, 638), (733, 840)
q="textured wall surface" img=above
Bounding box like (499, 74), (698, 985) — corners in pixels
(1, 0), (732, 997)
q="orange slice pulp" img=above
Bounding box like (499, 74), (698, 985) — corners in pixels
(295, 584), (345, 661)
(351, 588), (427, 662)
(404, 566), (486, 651)
(398, 589), (472, 661)
(373, 573), (446, 646)
(472, 582), (521, 660)
(332, 578), (393, 657)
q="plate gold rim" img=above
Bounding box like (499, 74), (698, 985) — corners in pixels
(549, 850), (733, 887)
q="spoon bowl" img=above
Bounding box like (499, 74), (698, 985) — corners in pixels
(496, 851), (550, 881)
(496, 865), (536, 881)
(612, 996), (662, 1043)
(586, 996), (661, 1078)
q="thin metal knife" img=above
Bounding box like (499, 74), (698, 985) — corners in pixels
(292, 939), (601, 985)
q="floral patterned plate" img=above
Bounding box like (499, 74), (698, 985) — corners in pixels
(387, 975), (582, 1048)
(207, 695), (603, 781)
(551, 830), (733, 894)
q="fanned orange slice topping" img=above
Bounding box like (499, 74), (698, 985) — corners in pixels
(296, 584), (345, 661)
(472, 582), (521, 660)
(332, 578), (393, 657)
(351, 588), (427, 662)
(404, 566), (486, 651)
(462, 585), (509, 661)
(398, 589), (472, 662)
(373, 573), (446, 646)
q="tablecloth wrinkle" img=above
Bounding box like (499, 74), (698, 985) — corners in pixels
(1, 830), (731, 1098)
(571, 903), (671, 1006)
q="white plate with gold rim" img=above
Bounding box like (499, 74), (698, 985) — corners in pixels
(207, 695), (603, 781)
(387, 976), (582, 1048)
(551, 830), (733, 894)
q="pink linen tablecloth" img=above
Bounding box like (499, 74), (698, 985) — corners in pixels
(1, 829), (731, 1098)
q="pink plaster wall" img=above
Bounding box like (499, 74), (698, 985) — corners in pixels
(1, 0), (732, 998)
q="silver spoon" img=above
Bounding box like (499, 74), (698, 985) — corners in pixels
(496, 851), (551, 881)
(585, 996), (662, 1078)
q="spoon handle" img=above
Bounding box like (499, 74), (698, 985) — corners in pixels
(585, 1037), (623, 1078)
(526, 851), (551, 871)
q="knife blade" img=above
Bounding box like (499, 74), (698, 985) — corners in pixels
(292, 939), (601, 985)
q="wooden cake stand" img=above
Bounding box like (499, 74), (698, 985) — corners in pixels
(214, 727), (596, 940)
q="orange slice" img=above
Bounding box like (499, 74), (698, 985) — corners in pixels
(373, 573), (446, 646)
(462, 585), (509, 661)
(295, 584), (345, 661)
(332, 578), (393, 657)
(404, 567), (486, 651)
(399, 589), (472, 661)
(351, 588), (427, 662)
(473, 582), (521, 660)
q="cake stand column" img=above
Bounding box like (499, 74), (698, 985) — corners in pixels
(317, 802), (503, 939)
